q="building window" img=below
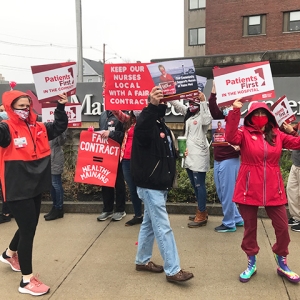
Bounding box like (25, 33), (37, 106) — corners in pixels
(189, 28), (205, 45)
(283, 11), (300, 32)
(243, 15), (266, 36)
(189, 0), (206, 10)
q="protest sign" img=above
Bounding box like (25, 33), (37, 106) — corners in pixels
(104, 63), (153, 110)
(74, 131), (120, 187)
(213, 61), (275, 107)
(42, 103), (81, 127)
(147, 59), (199, 101)
(211, 119), (244, 147)
(271, 95), (296, 127)
(31, 62), (77, 102)
(196, 75), (207, 92)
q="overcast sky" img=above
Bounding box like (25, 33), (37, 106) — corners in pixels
(0, 0), (184, 84)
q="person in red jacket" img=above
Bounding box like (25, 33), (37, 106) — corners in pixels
(226, 99), (300, 284)
(0, 90), (68, 296)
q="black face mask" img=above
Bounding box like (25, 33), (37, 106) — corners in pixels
(157, 104), (167, 118)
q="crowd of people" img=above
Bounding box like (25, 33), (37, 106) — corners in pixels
(1, 78), (300, 297)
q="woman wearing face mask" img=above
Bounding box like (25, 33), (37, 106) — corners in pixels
(0, 90), (68, 296)
(169, 92), (212, 228)
(226, 99), (300, 284)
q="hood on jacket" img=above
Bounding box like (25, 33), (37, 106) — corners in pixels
(2, 90), (37, 124)
(244, 101), (277, 128)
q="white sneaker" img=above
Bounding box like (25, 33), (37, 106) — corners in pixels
(112, 211), (126, 221)
(97, 211), (113, 221)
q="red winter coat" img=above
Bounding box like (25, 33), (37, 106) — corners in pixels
(226, 102), (300, 206)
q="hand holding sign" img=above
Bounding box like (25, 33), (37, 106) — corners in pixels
(58, 93), (68, 105)
(150, 86), (164, 106)
(233, 98), (243, 109)
(282, 122), (294, 134)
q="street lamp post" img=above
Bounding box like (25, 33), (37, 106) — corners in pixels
(75, 0), (83, 82)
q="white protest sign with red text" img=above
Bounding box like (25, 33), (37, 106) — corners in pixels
(42, 103), (81, 127)
(74, 131), (120, 187)
(271, 95), (296, 127)
(104, 63), (153, 110)
(213, 61), (275, 107)
(31, 62), (77, 102)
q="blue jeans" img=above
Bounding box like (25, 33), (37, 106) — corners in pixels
(51, 174), (64, 209)
(135, 187), (181, 276)
(186, 169), (207, 212)
(214, 158), (243, 228)
(122, 159), (142, 217)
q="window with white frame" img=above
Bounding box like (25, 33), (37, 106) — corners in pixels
(189, 28), (205, 45)
(289, 11), (300, 31)
(243, 15), (266, 36)
(189, 0), (206, 10)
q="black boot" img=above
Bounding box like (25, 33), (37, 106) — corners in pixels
(45, 207), (64, 221)
(44, 206), (55, 218)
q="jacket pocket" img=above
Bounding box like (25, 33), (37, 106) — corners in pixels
(243, 171), (250, 202)
(149, 160), (160, 178)
(35, 129), (50, 154)
(276, 172), (283, 199)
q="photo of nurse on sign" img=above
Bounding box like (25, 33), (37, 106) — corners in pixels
(147, 59), (199, 101)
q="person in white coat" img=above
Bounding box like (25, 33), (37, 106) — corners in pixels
(169, 92), (212, 227)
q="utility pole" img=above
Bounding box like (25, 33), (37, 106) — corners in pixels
(75, 0), (83, 82)
(102, 43), (106, 82)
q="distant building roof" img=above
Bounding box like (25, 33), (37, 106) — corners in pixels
(83, 58), (104, 75)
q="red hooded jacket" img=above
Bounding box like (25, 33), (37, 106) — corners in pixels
(0, 90), (68, 202)
(226, 101), (300, 206)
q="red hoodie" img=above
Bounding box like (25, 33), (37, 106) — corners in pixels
(0, 90), (68, 201)
(226, 101), (300, 206)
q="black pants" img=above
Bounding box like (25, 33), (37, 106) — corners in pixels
(102, 162), (126, 212)
(7, 195), (41, 275)
(0, 185), (11, 215)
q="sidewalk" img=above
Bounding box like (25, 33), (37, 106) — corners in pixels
(0, 213), (300, 300)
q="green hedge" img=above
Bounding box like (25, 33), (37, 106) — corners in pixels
(60, 139), (293, 203)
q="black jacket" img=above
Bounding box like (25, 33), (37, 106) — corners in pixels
(131, 103), (176, 190)
(98, 110), (124, 145)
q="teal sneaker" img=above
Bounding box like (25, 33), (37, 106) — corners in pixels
(274, 254), (300, 283)
(236, 221), (244, 227)
(239, 255), (257, 283)
(214, 224), (236, 232)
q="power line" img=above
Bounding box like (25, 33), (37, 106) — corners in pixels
(0, 53), (66, 61)
(0, 65), (30, 71)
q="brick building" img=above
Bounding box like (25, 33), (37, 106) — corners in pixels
(184, 0), (300, 56)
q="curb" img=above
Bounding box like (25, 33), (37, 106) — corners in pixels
(0, 202), (289, 219)
(37, 201), (283, 219)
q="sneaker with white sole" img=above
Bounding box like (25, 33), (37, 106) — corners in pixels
(19, 276), (50, 296)
(0, 250), (21, 272)
(97, 211), (113, 221)
(288, 217), (300, 226)
(112, 211), (126, 221)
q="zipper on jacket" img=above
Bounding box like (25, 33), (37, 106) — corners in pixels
(262, 136), (267, 206)
(276, 172), (283, 199)
(149, 160), (160, 178)
(244, 171), (250, 202)
(26, 122), (37, 155)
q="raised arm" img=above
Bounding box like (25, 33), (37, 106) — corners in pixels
(111, 110), (130, 123)
(168, 100), (188, 116)
(225, 99), (243, 146)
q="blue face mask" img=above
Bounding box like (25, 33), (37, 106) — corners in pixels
(0, 111), (8, 120)
(222, 106), (233, 116)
